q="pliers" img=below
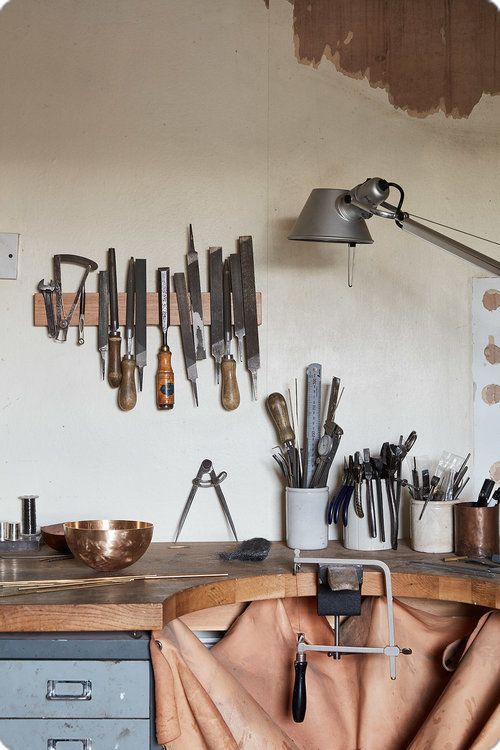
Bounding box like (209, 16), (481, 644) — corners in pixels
(327, 457), (355, 526)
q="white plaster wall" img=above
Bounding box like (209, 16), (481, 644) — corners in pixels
(0, 0), (499, 541)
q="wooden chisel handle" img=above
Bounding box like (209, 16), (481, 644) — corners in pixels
(221, 357), (240, 411)
(267, 393), (295, 445)
(118, 358), (137, 411)
(108, 335), (122, 388)
(156, 346), (174, 410)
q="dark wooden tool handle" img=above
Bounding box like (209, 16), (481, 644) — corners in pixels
(267, 392), (294, 444)
(108, 335), (122, 388)
(292, 660), (307, 723)
(118, 358), (137, 411)
(221, 358), (240, 411)
(156, 347), (174, 410)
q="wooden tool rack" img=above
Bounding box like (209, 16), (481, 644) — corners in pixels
(33, 292), (263, 327)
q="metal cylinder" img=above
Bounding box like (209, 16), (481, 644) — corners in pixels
(454, 503), (499, 558)
(19, 495), (38, 535)
(7, 522), (21, 541)
(0, 522), (9, 542)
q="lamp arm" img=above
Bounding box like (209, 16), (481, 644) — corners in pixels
(381, 202), (500, 276)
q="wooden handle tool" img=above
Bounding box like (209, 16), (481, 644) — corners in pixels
(118, 358), (137, 411)
(221, 258), (240, 411)
(107, 248), (122, 388)
(118, 257), (137, 411)
(267, 392), (295, 445)
(156, 267), (174, 410)
(221, 358), (240, 411)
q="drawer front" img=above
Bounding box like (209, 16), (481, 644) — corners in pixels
(0, 661), (149, 718)
(0, 719), (150, 749)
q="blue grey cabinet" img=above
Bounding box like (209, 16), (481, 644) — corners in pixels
(0, 632), (162, 750)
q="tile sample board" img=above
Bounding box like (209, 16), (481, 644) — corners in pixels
(472, 278), (500, 499)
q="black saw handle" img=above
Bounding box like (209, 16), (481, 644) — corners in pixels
(292, 658), (307, 722)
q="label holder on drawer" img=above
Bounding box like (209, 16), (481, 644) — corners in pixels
(46, 680), (92, 701)
(47, 741), (92, 749)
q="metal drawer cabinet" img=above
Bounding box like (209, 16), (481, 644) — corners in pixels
(0, 632), (162, 750)
(0, 719), (150, 749)
(0, 660), (149, 719)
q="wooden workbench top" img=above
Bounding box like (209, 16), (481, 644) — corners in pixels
(0, 541), (497, 632)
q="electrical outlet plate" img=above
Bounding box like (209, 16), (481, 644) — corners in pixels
(0, 233), (19, 279)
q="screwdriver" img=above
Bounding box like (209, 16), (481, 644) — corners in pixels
(221, 258), (240, 411)
(156, 267), (174, 410)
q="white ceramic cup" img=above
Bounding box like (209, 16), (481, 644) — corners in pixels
(285, 486), (329, 550)
(410, 499), (459, 553)
(343, 498), (393, 551)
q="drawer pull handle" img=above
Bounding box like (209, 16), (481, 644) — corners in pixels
(47, 741), (92, 749)
(46, 680), (92, 701)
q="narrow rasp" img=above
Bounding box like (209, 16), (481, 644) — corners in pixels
(209, 247), (224, 384)
(135, 258), (147, 391)
(187, 224), (206, 361)
(97, 270), (109, 381)
(229, 253), (245, 363)
(239, 236), (260, 400)
(174, 272), (199, 406)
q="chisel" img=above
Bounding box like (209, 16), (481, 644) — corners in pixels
(187, 224), (206, 361)
(156, 267), (174, 410)
(107, 248), (122, 388)
(221, 258), (240, 411)
(209, 247), (224, 384)
(239, 236), (260, 400)
(118, 257), (137, 411)
(229, 253), (245, 363)
(97, 270), (109, 380)
(135, 259), (147, 391)
(174, 272), (199, 406)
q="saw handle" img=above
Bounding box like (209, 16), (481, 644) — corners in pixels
(221, 358), (240, 411)
(156, 347), (174, 410)
(292, 658), (307, 723)
(267, 393), (295, 445)
(108, 335), (122, 388)
(118, 358), (137, 411)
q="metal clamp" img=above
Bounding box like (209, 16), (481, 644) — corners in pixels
(47, 741), (92, 749)
(46, 680), (92, 701)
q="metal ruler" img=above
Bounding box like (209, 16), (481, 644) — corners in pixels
(305, 363), (322, 487)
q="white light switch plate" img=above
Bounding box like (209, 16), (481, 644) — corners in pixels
(0, 233), (19, 279)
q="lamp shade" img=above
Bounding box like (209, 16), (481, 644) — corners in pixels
(288, 188), (373, 244)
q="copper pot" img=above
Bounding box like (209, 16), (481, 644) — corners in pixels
(64, 520), (153, 572)
(453, 503), (499, 558)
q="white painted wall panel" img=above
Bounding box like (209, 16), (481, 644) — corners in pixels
(0, 0), (499, 541)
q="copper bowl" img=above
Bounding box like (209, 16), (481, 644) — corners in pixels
(41, 523), (71, 553)
(63, 520), (154, 572)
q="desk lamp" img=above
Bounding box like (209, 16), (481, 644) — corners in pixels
(288, 178), (500, 281)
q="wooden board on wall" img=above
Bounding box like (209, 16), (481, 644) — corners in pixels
(33, 292), (262, 327)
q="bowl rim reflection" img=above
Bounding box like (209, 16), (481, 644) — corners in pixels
(63, 520), (154, 533)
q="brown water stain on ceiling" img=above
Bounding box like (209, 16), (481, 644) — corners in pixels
(265, 0), (500, 118)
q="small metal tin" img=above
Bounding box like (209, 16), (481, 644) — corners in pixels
(7, 522), (21, 541)
(0, 522), (9, 542)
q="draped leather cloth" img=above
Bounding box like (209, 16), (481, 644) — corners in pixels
(151, 598), (500, 749)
